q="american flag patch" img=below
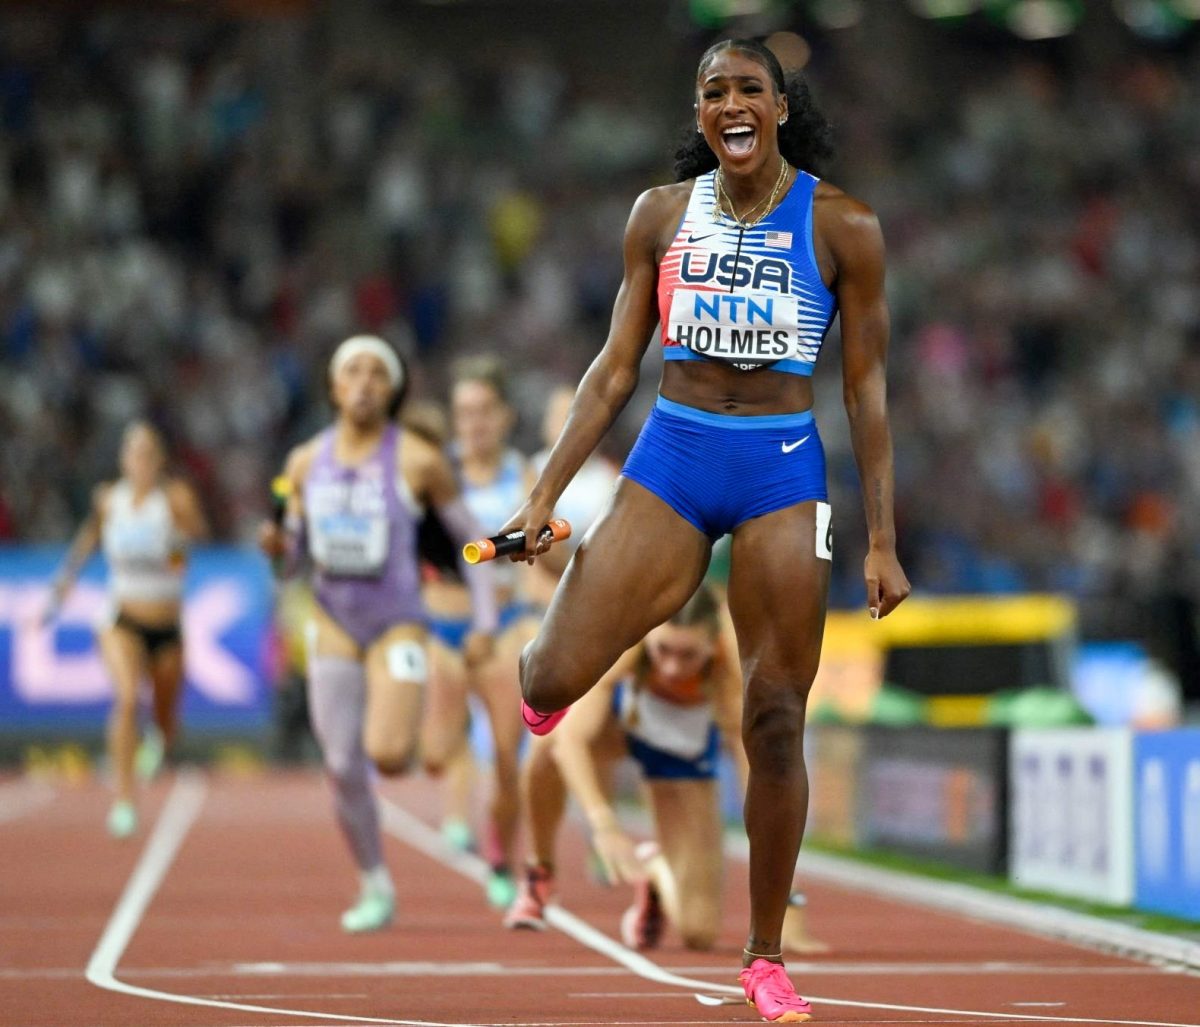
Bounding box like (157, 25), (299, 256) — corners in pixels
(764, 230), (792, 249)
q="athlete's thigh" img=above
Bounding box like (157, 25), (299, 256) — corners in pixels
(97, 624), (147, 703)
(532, 478), (711, 687)
(363, 623), (427, 756)
(727, 500), (830, 685)
(148, 641), (184, 697)
(420, 640), (469, 770)
(307, 603), (360, 661)
(647, 778), (723, 898)
(471, 656), (523, 766)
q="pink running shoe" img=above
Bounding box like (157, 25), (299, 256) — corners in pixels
(619, 878), (664, 950)
(521, 699), (569, 736)
(503, 863), (555, 930)
(738, 959), (813, 1023)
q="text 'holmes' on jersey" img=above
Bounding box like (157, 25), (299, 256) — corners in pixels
(657, 169), (837, 376)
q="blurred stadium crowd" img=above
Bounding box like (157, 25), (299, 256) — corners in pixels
(0, 3), (1197, 681)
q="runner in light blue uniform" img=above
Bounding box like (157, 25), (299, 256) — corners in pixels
(422, 355), (535, 912)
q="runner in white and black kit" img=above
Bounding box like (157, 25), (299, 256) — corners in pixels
(46, 421), (208, 839)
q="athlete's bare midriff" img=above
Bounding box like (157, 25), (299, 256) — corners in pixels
(113, 596), (183, 629)
(659, 359), (815, 416)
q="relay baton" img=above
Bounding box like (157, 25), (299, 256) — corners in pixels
(462, 519), (571, 564)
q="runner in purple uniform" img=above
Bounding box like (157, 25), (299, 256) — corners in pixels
(260, 335), (497, 933)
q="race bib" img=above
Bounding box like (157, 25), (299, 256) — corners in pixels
(668, 288), (803, 367)
(310, 512), (389, 577)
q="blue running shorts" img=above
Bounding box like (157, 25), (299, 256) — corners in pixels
(428, 600), (531, 650)
(621, 396), (827, 540)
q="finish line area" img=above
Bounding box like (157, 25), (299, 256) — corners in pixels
(3, 769), (1198, 1027)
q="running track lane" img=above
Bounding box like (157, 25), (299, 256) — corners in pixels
(1, 769), (1197, 1026)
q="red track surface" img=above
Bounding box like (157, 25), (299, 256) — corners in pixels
(2, 769), (1197, 1027)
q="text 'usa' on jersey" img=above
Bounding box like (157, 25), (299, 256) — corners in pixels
(657, 170), (836, 376)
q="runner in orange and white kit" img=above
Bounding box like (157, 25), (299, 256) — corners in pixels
(45, 421), (208, 839)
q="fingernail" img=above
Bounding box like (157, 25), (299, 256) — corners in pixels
(869, 607), (879, 620)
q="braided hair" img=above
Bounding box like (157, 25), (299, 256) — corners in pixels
(673, 38), (834, 182)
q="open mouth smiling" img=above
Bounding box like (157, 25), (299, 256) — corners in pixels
(721, 124), (756, 156)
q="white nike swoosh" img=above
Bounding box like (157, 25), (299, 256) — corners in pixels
(781, 436), (810, 453)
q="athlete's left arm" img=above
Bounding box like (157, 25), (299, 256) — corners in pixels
(823, 193), (911, 619)
(166, 479), (210, 542)
(402, 431), (499, 652)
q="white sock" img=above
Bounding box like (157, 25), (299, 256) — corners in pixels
(361, 864), (394, 898)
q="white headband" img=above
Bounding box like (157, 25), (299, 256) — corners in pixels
(330, 335), (405, 390)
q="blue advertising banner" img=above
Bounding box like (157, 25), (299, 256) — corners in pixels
(1135, 729), (1200, 921)
(0, 545), (275, 734)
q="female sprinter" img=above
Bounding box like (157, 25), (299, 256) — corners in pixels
(506, 584), (826, 958)
(46, 421), (208, 839)
(420, 355), (536, 910)
(259, 335), (496, 933)
(507, 39), (910, 1021)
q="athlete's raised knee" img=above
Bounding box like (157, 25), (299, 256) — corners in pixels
(366, 739), (417, 777)
(518, 638), (576, 713)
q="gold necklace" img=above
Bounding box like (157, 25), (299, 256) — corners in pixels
(713, 159), (789, 229)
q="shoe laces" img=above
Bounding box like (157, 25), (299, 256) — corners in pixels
(743, 959), (804, 1005)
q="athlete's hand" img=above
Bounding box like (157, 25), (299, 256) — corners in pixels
(502, 499), (557, 565)
(591, 824), (647, 886)
(864, 546), (911, 620)
(462, 630), (495, 669)
(257, 520), (286, 560)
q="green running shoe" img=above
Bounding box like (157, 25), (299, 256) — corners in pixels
(107, 800), (138, 839)
(135, 726), (165, 781)
(340, 889), (395, 933)
(486, 869), (517, 910)
(441, 818), (475, 853)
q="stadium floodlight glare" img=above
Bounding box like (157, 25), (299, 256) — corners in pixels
(1005, 0), (1083, 38)
(1115, 0), (1193, 36)
(907, 0), (981, 17)
(810, 0), (865, 29)
(689, 0), (770, 26)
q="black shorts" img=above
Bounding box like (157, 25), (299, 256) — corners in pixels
(114, 612), (182, 658)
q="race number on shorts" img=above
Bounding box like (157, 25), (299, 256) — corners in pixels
(815, 502), (832, 561)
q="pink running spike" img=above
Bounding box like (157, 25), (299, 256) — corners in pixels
(738, 959), (813, 1023)
(521, 699), (569, 736)
(503, 864), (555, 931)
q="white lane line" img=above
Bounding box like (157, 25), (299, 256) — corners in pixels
(3, 961), (1171, 981)
(0, 777), (56, 822)
(378, 796), (1200, 1027)
(235, 961), (506, 976)
(201, 993), (372, 1000)
(85, 771), (483, 1027)
(793, 846), (1200, 972)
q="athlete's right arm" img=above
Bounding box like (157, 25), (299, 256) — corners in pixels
(258, 443), (312, 576)
(504, 186), (680, 560)
(44, 484), (108, 623)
